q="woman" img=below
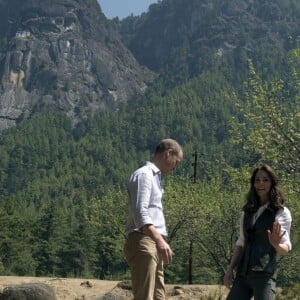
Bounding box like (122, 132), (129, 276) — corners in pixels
(224, 164), (292, 300)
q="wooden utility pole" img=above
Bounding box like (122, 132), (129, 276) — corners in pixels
(188, 240), (193, 284)
(188, 151), (199, 284)
(192, 151), (198, 183)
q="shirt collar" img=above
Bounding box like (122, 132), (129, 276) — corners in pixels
(146, 161), (161, 175)
(262, 201), (270, 209)
(256, 201), (270, 214)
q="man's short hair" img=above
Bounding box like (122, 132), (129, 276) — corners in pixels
(155, 138), (181, 155)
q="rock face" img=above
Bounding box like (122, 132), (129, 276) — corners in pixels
(0, 283), (57, 300)
(0, 0), (153, 130)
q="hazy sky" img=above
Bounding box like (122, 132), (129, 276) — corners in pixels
(98, 0), (157, 19)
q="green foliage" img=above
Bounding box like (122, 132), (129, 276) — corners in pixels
(276, 283), (300, 299)
(0, 48), (299, 283)
(163, 174), (244, 284)
(0, 37), (7, 52)
(229, 49), (300, 186)
(228, 47), (300, 287)
(89, 188), (127, 279)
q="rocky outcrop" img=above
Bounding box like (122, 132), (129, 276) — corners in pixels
(0, 283), (57, 300)
(0, 0), (153, 130)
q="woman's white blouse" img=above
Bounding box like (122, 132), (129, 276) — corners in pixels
(236, 203), (292, 250)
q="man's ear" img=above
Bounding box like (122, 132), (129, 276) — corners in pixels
(164, 149), (171, 158)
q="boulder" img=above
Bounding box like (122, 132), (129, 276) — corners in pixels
(0, 282), (57, 300)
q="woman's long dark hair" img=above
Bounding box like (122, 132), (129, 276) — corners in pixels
(243, 164), (286, 215)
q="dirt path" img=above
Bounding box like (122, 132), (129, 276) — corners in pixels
(0, 276), (228, 299)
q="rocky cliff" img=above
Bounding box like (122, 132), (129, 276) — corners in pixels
(0, 0), (153, 130)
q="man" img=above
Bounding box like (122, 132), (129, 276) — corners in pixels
(124, 138), (183, 300)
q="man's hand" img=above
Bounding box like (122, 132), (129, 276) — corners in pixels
(140, 224), (174, 264)
(156, 238), (174, 265)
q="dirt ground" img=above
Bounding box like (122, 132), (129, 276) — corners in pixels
(0, 276), (229, 299)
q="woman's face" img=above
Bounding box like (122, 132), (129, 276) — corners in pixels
(254, 170), (272, 203)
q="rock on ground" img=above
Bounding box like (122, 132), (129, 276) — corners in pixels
(0, 282), (57, 300)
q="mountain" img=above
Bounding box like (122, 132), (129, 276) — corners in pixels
(0, 0), (299, 283)
(1, 0), (299, 132)
(0, 0), (153, 131)
(119, 0), (300, 81)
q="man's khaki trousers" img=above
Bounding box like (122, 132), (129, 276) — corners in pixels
(124, 231), (165, 300)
